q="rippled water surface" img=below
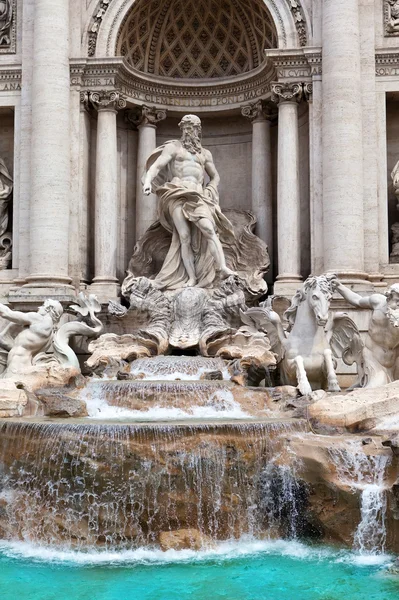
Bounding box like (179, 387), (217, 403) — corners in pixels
(0, 540), (398, 600)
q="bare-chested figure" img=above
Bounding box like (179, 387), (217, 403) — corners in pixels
(333, 278), (399, 388)
(142, 114), (236, 290)
(0, 299), (63, 376)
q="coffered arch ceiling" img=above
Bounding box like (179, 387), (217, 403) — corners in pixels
(115, 0), (278, 79)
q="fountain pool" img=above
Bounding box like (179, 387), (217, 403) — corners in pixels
(0, 539), (397, 600)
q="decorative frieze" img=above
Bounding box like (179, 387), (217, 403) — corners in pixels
(72, 59), (273, 111)
(375, 50), (399, 77)
(271, 82), (303, 104)
(0, 67), (21, 92)
(384, 1), (399, 36)
(265, 49), (321, 82)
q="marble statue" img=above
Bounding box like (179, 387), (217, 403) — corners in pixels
(0, 158), (13, 269)
(333, 278), (399, 388)
(142, 114), (236, 289)
(387, 0), (399, 33)
(0, 1), (12, 46)
(0, 293), (103, 387)
(0, 299), (64, 377)
(392, 158), (399, 203)
(244, 274), (363, 395)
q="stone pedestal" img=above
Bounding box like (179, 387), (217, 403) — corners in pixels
(132, 106), (166, 241)
(18, 0), (73, 299)
(271, 83), (303, 296)
(322, 0), (368, 284)
(88, 91), (126, 301)
(241, 101), (275, 282)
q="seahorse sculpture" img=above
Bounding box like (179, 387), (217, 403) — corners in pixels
(53, 293), (103, 370)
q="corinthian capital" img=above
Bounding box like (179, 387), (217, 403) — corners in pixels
(241, 100), (276, 123)
(271, 82), (303, 105)
(126, 105), (167, 128)
(81, 90), (127, 112)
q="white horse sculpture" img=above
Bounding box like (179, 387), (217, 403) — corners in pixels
(242, 274), (363, 395)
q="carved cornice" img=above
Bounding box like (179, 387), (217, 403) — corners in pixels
(265, 48), (321, 82)
(81, 90), (127, 112)
(0, 67), (21, 92)
(384, 1), (399, 37)
(375, 49), (399, 77)
(241, 100), (276, 123)
(125, 105), (167, 128)
(271, 82), (303, 104)
(285, 0), (307, 47)
(71, 58), (275, 112)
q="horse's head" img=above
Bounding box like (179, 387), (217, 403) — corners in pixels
(303, 274), (334, 327)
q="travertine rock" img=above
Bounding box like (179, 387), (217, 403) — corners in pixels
(159, 529), (214, 551)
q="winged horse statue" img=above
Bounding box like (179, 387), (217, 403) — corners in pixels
(241, 274), (364, 395)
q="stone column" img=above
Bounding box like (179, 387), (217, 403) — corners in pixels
(241, 100), (275, 281)
(23, 0), (72, 296)
(88, 91), (126, 300)
(322, 0), (367, 283)
(132, 106), (166, 240)
(271, 82), (303, 295)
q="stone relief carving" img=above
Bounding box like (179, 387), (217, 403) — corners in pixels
(243, 275), (363, 395)
(0, 158), (12, 269)
(333, 278), (399, 389)
(0, 0), (12, 47)
(0, 294), (103, 388)
(385, 0), (399, 35)
(240, 99), (276, 123)
(126, 105), (167, 128)
(81, 89), (127, 112)
(286, 0), (307, 46)
(88, 0), (112, 56)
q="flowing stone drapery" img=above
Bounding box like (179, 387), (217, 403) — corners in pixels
(86, 91), (126, 300)
(322, 0), (367, 282)
(23, 0), (72, 293)
(241, 100), (275, 281)
(132, 106), (167, 241)
(271, 82), (303, 294)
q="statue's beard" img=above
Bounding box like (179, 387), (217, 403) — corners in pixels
(386, 305), (399, 328)
(181, 132), (202, 154)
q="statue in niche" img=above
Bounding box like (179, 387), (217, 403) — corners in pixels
(387, 0), (399, 33)
(333, 278), (399, 388)
(0, 157), (12, 269)
(141, 114), (236, 289)
(0, 1), (12, 46)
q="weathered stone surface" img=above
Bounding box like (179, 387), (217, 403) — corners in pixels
(0, 381), (27, 417)
(309, 381), (399, 431)
(159, 529), (214, 551)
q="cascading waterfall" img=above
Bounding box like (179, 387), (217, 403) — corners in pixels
(328, 444), (391, 554)
(0, 419), (308, 550)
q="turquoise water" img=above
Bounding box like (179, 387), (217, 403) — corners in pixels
(0, 540), (398, 600)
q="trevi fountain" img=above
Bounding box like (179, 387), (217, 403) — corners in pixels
(0, 1), (399, 599)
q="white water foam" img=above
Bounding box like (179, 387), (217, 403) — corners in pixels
(0, 538), (391, 568)
(83, 387), (251, 421)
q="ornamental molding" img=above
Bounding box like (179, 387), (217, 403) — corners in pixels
(375, 49), (399, 77)
(81, 89), (127, 111)
(384, 1), (399, 37)
(125, 105), (167, 128)
(0, 67), (21, 92)
(88, 0), (112, 57)
(71, 57), (276, 112)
